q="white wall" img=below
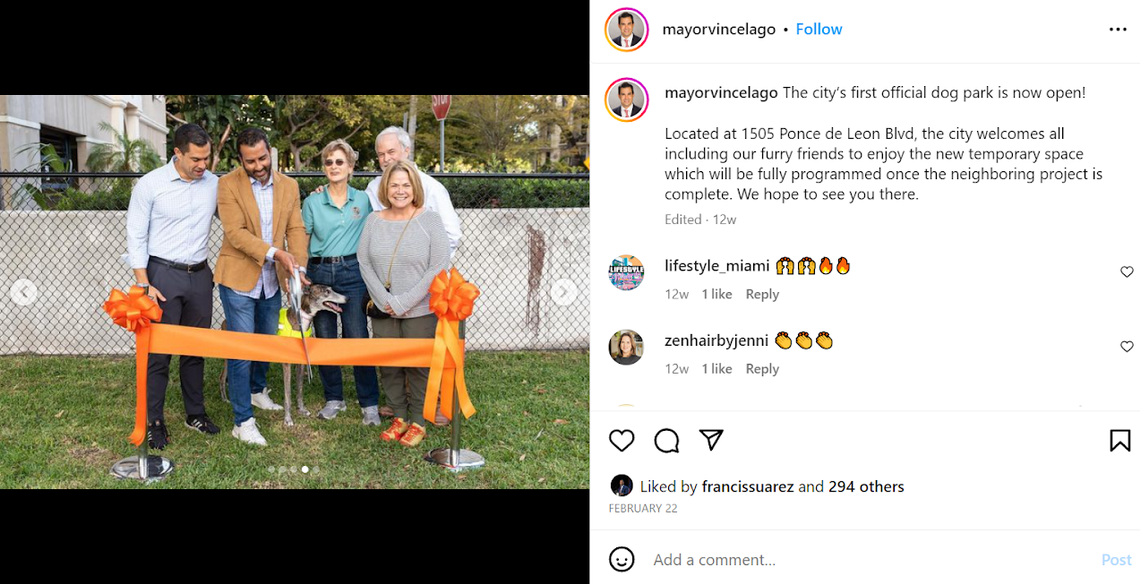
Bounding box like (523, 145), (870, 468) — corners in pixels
(0, 208), (589, 354)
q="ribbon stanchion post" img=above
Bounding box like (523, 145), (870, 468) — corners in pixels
(422, 268), (485, 471)
(102, 269), (484, 480)
(103, 286), (174, 481)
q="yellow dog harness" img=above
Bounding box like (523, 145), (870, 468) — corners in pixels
(276, 308), (312, 338)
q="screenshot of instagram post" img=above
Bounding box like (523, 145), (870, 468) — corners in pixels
(591, 1), (1138, 581)
(0, 93), (590, 496)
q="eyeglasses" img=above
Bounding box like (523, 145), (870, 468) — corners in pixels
(324, 159), (348, 167)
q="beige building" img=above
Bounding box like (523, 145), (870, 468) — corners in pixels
(0, 95), (167, 173)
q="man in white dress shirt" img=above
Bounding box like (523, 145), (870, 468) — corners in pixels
(126, 123), (221, 449)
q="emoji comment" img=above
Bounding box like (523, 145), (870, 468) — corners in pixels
(777, 331), (834, 349)
(775, 256), (849, 274)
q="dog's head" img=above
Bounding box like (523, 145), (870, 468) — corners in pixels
(299, 284), (348, 316)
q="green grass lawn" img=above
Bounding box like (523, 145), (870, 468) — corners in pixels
(0, 351), (588, 489)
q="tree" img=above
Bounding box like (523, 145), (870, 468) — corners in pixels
(408, 94), (418, 160)
(271, 95), (401, 170)
(413, 96), (475, 171)
(528, 95), (590, 171)
(165, 95), (275, 172)
(463, 95), (532, 170)
(85, 121), (162, 173)
(164, 95), (587, 173)
(10, 142), (135, 210)
(426, 95), (534, 171)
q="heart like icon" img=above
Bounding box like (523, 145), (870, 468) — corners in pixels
(1123, 341), (1134, 353)
(1122, 266), (1134, 278)
(609, 429), (635, 452)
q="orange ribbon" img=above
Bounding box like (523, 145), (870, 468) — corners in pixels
(105, 272), (478, 447)
(424, 269), (480, 422)
(103, 286), (163, 446)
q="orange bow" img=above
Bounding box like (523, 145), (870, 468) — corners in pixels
(429, 268), (480, 321)
(424, 269), (480, 423)
(103, 286), (162, 332)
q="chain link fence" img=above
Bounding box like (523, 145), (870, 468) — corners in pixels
(0, 171), (589, 355)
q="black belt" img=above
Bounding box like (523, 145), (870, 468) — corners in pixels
(150, 256), (208, 272)
(311, 253), (357, 264)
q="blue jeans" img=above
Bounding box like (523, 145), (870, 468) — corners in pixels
(308, 257), (380, 407)
(219, 284), (280, 426)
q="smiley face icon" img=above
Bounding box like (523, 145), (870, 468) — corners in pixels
(609, 546), (635, 572)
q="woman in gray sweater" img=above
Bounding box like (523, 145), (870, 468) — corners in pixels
(358, 160), (449, 447)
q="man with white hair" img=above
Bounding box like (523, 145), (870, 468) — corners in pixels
(369, 126), (461, 258)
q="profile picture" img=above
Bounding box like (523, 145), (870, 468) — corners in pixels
(611, 330), (642, 365)
(607, 78), (647, 122)
(606, 8), (647, 51)
(609, 255), (644, 291)
(612, 474), (633, 496)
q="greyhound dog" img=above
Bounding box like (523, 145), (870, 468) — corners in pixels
(219, 284), (348, 426)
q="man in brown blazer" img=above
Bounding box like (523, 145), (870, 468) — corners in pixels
(215, 127), (309, 446)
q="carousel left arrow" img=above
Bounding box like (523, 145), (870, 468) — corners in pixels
(9, 279), (37, 306)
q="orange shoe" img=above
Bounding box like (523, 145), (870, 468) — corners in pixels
(380, 417), (409, 441)
(398, 423), (426, 447)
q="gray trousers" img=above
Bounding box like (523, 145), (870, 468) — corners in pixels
(372, 313), (439, 427)
(145, 262), (213, 421)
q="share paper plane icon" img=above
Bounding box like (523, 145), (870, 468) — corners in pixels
(699, 429), (724, 451)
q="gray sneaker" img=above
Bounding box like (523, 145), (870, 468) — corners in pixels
(316, 400), (347, 420)
(361, 405), (382, 426)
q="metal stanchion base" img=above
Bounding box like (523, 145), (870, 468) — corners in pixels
(424, 448), (485, 472)
(110, 455), (174, 481)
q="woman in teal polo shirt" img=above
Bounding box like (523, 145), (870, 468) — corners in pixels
(302, 139), (382, 425)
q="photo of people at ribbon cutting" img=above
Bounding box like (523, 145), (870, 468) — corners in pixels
(0, 95), (589, 488)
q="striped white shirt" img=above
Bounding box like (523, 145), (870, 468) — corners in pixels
(234, 174), (280, 299)
(126, 158), (218, 269)
(358, 210), (449, 318)
(365, 166), (461, 259)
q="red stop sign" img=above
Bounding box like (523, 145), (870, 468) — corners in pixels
(432, 95), (451, 121)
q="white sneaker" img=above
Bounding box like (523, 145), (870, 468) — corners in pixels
(250, 390), (283, 411)
(232, 418), (268, 446)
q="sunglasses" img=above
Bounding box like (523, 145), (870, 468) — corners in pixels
(324, 159), (348, 167)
